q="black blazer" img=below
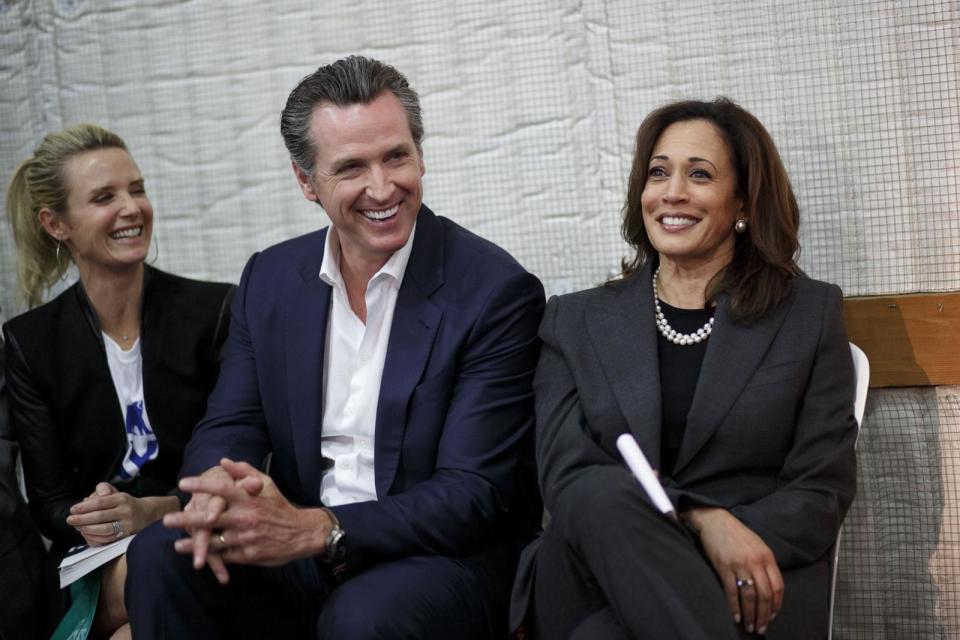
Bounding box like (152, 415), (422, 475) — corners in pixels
(3, 266), (234, 553)
(0, 329), (50, 640)
(0, 333), (36, 555)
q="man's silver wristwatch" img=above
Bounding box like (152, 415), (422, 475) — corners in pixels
(322, 508), (347, 566)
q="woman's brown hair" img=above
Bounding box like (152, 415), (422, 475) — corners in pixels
(620, 97), (803, 324)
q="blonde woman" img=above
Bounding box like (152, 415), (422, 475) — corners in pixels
(4, 124), (234, 638)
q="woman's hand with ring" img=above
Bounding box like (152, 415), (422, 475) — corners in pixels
(682, 507), (784, 635)
(67, 482), (181, 545)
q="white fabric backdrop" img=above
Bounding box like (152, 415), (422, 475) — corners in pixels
(2, 0), (957, 314)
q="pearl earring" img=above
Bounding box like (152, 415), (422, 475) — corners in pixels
(734, 218), (748, 234)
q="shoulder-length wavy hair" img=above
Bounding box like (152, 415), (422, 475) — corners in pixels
(619, 97), (803, 324)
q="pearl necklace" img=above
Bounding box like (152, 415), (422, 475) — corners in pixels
(653, 267), (714, 345)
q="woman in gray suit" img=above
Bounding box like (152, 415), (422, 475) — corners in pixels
(513, 98), (858, 639)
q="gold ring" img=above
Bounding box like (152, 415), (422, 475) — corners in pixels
(218, 533), (227, 547)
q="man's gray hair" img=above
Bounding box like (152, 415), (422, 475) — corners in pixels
(280, 56), (424, 177)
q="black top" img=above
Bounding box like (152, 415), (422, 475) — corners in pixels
(657, 299), (712, 477)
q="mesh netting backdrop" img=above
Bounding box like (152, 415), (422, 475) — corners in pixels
(1, 1), (958, 636)
(836, 388), (960, 638)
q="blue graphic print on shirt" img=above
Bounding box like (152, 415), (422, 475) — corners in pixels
(115, 400), (158, 481)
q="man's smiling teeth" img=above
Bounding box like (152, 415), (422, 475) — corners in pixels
(660, 215), (697, 226)
(110, 226), (142, 239)
(361, 204), (399, 220)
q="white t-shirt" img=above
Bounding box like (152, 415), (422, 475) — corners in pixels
(102, 334), (158, 482)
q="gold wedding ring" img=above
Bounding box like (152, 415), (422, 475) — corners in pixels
(218, 532), (227, 547)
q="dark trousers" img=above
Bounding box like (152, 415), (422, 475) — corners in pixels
(530, 468), (829, 639)
(126, 522), (513, 639)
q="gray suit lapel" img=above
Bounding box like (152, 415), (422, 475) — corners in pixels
(674, 292), (793, 475)
(585, 265), (663, 467)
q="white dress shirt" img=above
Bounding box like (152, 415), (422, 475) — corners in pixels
(317, 223), (416, 506)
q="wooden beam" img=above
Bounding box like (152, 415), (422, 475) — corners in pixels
(843, 292), (960, 388)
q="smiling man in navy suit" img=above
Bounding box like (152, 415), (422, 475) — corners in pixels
(125, 56), (544, 639)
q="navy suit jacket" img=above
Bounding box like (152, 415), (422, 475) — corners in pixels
(180, 205), (545, 573)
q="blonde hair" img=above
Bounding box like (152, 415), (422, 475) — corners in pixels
(6, 124), (128, 308)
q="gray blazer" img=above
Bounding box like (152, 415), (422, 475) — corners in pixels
(512, 259), (858, 629)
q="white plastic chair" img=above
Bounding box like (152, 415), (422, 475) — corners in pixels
(827, 343), (870, 639)
(849, 343), (870, 434)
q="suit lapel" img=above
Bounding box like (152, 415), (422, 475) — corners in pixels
(285, 233), (332, 496)
(70, 283), (127, 470)
(674, 291), (793, 474)
(374, 207), (444, 497)
(585, 264), (663, 467)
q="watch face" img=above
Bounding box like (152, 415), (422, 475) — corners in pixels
(327, 527), (346, 562)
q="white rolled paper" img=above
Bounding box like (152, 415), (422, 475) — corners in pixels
(616, 433), (676, 518)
